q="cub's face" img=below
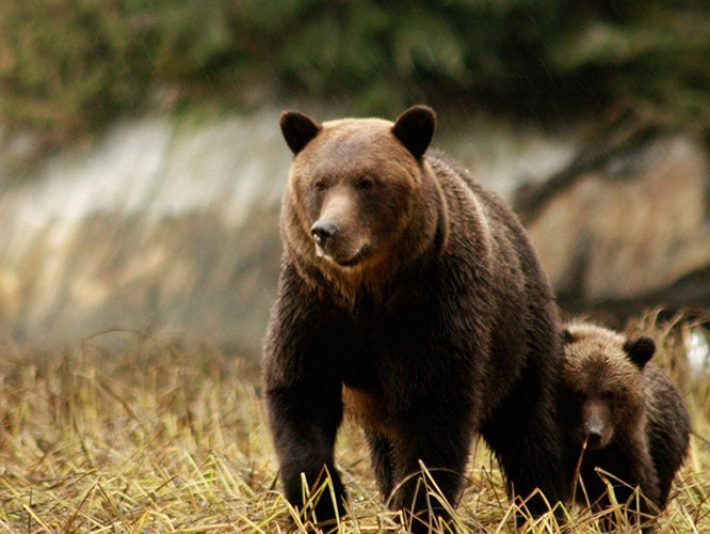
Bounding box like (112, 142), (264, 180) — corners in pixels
(279, 106), (436, 270)
(560, 323), (655, 451)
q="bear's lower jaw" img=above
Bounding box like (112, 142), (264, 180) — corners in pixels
(586, 440), (602, 452)
(316, 244), (372, 267)
(582, 433), (610, 452)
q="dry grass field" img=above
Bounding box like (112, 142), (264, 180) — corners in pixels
(0, 311), (709, 533)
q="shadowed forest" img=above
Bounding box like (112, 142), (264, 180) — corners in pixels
(2, 1), (709, 158)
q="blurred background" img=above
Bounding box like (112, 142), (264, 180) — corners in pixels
(1, 0), (710, 361)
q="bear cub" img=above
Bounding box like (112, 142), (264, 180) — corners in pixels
(560, 321), (691, 532)
(263, 105), (568, 533)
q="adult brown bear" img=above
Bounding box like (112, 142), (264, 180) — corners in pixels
(263, 105), (566, 533)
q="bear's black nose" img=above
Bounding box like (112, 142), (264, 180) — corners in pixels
(311, 220), (338, 247)
(585, 427), (603, 449)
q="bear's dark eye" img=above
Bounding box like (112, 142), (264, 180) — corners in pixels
(601, 390), (615, 401)
(314, 180), (327, 193)
(572, 389), (585, 402)
(356, 176), (375, 191)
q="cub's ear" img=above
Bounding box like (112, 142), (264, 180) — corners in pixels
(280, 111), (322, 155)
(391, 105), (436, 159)
(623, 335), (656, 369)
(562, 328), (577, 345)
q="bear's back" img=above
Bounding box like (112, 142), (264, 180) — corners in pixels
(643, 362), (691, 503)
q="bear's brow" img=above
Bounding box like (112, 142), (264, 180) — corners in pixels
(313, 166), (380, 184)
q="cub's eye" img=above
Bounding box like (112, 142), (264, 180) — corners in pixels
(601, 390), (615, 401)
(314, 180), (326, 193)
(356, 176), (375, 191)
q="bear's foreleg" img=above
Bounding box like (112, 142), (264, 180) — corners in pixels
(266, 385), (347, 529)
(607, 445), (662, 533)
(263, 281), (349, 529)
(481, 374), (568, 519)
(387, 419), (473, 534)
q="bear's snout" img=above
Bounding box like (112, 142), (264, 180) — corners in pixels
(311, 219), (338, 248)
(582, 399), (611, 450)
(310, 200), (372, 267)
(584, 422), (604, 449)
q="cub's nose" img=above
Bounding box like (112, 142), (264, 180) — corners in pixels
(584, 425), (603, 449)
(311, 220), (338, 247)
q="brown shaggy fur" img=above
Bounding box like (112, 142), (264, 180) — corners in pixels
(560, 321), (691, 533)
(263, 106), (567, 533)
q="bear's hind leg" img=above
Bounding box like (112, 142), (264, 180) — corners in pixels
(365, 430), (396, 499)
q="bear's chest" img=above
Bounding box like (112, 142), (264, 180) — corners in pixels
(338, 326), (398, 436)
(341, 384), (393, 437)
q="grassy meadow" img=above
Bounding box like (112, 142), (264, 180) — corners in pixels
(0, 311), (709, 533)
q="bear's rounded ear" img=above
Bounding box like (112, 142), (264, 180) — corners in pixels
(280, 111), (322, 155)
(391, 105), (436, 159)
(562, 328), (577, 345)
(623, 335), (656, 369)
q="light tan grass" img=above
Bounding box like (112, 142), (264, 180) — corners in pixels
(0, 311), (708, 533)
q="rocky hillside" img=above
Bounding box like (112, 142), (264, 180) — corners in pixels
(517, 125), (710, 318)
(1, 106), (709, 356)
